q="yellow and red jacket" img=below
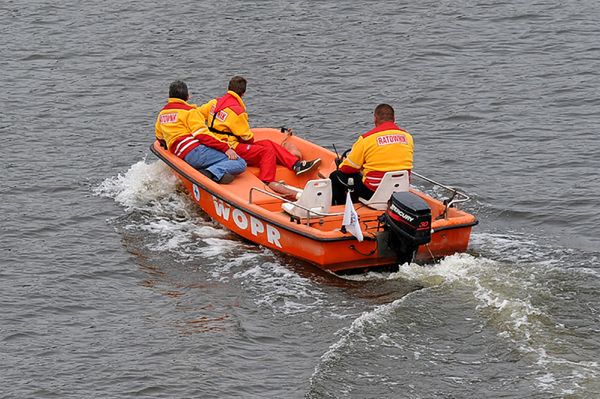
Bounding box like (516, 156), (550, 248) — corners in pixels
(155, 98), (229, 159)
(339, 121), (414, 191)
(198, 91), (253, 149)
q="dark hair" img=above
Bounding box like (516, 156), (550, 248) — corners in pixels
(374, 103), (395, 122)
(169, 80), (189, 100)
(228, 76), (247, 96)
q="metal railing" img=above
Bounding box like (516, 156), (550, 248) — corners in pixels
(411, 171), (471, 218)
(247, 172), (472, 224)
(248, 187), (344, 225)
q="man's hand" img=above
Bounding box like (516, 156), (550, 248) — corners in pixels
(225, 148), (239, 160)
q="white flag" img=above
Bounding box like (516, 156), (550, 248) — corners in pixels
(342, 191), (363, 242)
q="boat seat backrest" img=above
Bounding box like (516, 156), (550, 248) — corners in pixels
(282, 179), (332, 218)
(359, 170), (410, 210)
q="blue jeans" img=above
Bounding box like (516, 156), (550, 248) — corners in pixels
(184, 146), (246, 180)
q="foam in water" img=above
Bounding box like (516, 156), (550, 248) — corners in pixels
(309, 292), (417, 389)
(411, 246), (600, 394)
(96, 160), (328, 315)
(95, 160), (239, 260)
(95, 159), (180, 211)
(234, 260), (327, 315)
(208, 251), (261, 280)
(314, 238), (600, 395)
(98, 161), (600, 395)
(471, 232), (579, 265)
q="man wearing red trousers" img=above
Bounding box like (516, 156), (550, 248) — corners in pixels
(199, 76), (320, 199)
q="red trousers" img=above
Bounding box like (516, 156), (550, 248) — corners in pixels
(235, 140), (298, 183)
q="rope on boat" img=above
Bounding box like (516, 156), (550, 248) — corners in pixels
(349, 244), (377, 257)
(425, 243), (436, 262)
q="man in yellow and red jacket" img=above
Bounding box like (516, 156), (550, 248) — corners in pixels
(329, 104), (414, 205)
(199, 76), (320, 199)
(155, 81), (246, 184)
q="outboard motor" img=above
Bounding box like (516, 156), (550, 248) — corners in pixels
(382, 192), (432, 264)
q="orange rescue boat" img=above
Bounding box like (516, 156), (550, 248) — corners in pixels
(150, 128), (478, 274)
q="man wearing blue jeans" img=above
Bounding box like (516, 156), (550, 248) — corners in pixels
(183, 143), (246, 183)
(155, 80), (246, 183)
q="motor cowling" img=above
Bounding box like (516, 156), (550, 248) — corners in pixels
(383, 191), (432, 263)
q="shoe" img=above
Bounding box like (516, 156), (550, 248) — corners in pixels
(199, 169), (235, 184)
(293, 158), (321, 176)
(199, 169), (215, 180)
(217, 173), (235, 184)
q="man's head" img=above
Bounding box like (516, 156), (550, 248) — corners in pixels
(228, 76), (247, 97)
(374, 103), (395, 125)
(169, 80), (189, 101)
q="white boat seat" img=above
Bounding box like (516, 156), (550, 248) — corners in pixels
(282, 179), (332, 218)
(359, 170), (410, 210)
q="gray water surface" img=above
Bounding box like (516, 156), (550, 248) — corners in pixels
(2, 1), (600, 398)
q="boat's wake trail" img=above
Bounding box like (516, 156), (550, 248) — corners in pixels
(95, 160), (330, 315)
(95, 159), (180, 212)
(95, 160), (232, 260)
(309, 249), (600, 397)
(307, 291), (419, 397)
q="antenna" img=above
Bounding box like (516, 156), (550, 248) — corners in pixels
(332, 144), (340, 158)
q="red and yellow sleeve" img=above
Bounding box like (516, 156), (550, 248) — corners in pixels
(193, 134), (230, 152)
(227, 111), (253, 142)
(185, 108), (230, 153)
(186, 108), (208, 137)
(198, 100), (215, 120)
(339, 137), (365, 174)
(155, 117), (163, 141)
